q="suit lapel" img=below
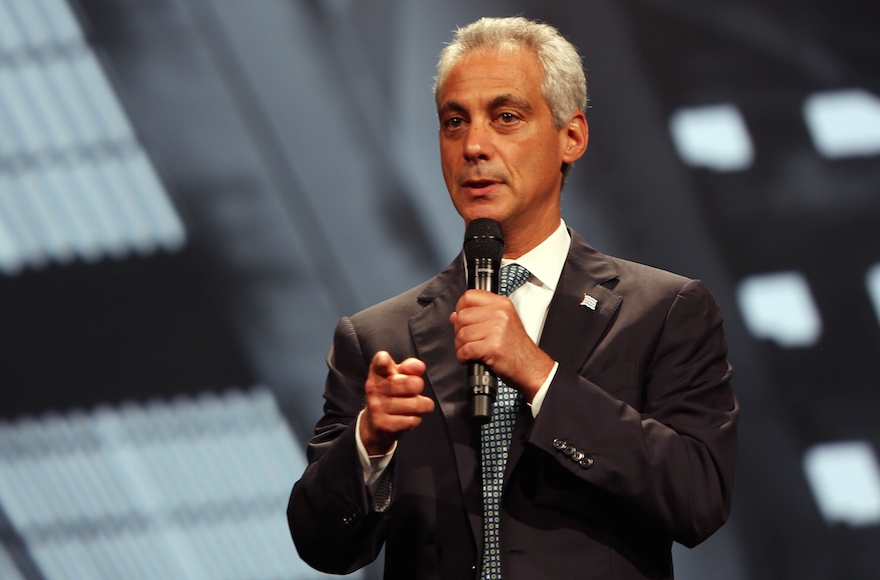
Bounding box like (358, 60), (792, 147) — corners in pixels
(408, 256), (484, 551)
(538, 233), (622, 371)
(507, 232), (622, 474)
(409, 256), (469, 440)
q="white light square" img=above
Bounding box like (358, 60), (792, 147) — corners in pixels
(867, 262), (880, 328)
(804, 89), (880, 158)
(803, 441), (880, 527)
(737, 271), (822, 348)
(669, 104), (754, 171)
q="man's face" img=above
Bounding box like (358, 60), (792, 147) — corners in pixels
(437, 46), (586, 254)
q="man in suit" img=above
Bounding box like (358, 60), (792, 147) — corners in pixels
(288, 16), (738, 579)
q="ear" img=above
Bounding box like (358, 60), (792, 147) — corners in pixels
(561, 111), (589, 164)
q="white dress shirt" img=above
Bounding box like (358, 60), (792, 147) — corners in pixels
(358, 220), (572, 487)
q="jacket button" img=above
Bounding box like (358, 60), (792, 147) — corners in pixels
(342, 507), (363, 526)
(578, 457), (594, 469)
(552, 438), (566, 450)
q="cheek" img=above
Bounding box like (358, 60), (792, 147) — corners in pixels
(512, 151), (550, 182)
(529, 143), (564, 175)
(439, 145), (457, 171)
(507, 138), (546, 170)
(441, 163), (458, 190)
(438, 162), (453, 186)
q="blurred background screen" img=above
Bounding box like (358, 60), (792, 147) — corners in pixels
(1, 1), (878, 578)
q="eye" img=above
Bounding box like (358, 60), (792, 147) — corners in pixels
(498, 112), (518, 124)
(444, 116), (464, 129)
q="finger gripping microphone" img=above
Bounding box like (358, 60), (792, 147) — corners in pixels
(463, 218), (504, 424)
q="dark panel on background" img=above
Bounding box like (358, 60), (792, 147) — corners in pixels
(0, 249), (254, 418)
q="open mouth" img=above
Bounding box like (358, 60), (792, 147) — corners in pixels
(464, 180), (496, 189)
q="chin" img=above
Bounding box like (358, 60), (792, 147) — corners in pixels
(460, 206), (508, 227)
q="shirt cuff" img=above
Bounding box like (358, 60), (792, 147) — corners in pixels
(528, 361), (558, 417)
(355, 409), (396, 491)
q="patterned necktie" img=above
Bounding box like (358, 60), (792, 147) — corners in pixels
(480, 263), (531, 580)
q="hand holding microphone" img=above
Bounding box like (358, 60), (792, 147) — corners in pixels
(460, 218), (505, 423)
(452, 218), (555, 424)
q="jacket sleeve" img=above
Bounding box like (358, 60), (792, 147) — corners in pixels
(528, 278), (739, 547)
(287, 317), (392, 574)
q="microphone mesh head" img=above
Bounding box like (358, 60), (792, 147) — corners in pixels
(464, 218), (504, 260)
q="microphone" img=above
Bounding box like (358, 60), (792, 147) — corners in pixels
(463, 218), (505, 424)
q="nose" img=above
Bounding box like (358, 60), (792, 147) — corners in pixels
(463, 121), (493, 162)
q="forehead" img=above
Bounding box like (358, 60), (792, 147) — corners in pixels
(438, 46), (545, 107)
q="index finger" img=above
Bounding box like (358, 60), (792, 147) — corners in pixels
(457, 288), (506, 310)
(370, 350), (396, 378)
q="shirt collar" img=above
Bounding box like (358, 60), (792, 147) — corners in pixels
(501, 219), (570, 292)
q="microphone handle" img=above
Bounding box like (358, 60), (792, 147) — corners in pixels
(468, 361), (496, 424)
(468, 257), (499, 424)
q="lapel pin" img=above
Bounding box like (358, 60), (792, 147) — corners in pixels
(580, 293), (598, 310)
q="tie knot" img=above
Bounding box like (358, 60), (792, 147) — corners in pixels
(499, 264), (531, 296)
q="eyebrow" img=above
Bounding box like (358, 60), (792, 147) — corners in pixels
(488, 94), (533, 115)
(438, 101), (468, 117)
(438, 94), (534, 117)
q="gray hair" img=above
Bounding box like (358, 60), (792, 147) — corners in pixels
(434, 16), (587, 129)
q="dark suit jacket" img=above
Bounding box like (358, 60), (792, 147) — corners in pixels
(289, 231), (739, 579)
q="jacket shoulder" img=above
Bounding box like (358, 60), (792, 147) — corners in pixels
(567, 231), (695, 294)
(349, 257), (462, 328)
(349, 278), (431, 326)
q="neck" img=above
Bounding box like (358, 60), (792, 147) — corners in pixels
(501, 214), (560, 259)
